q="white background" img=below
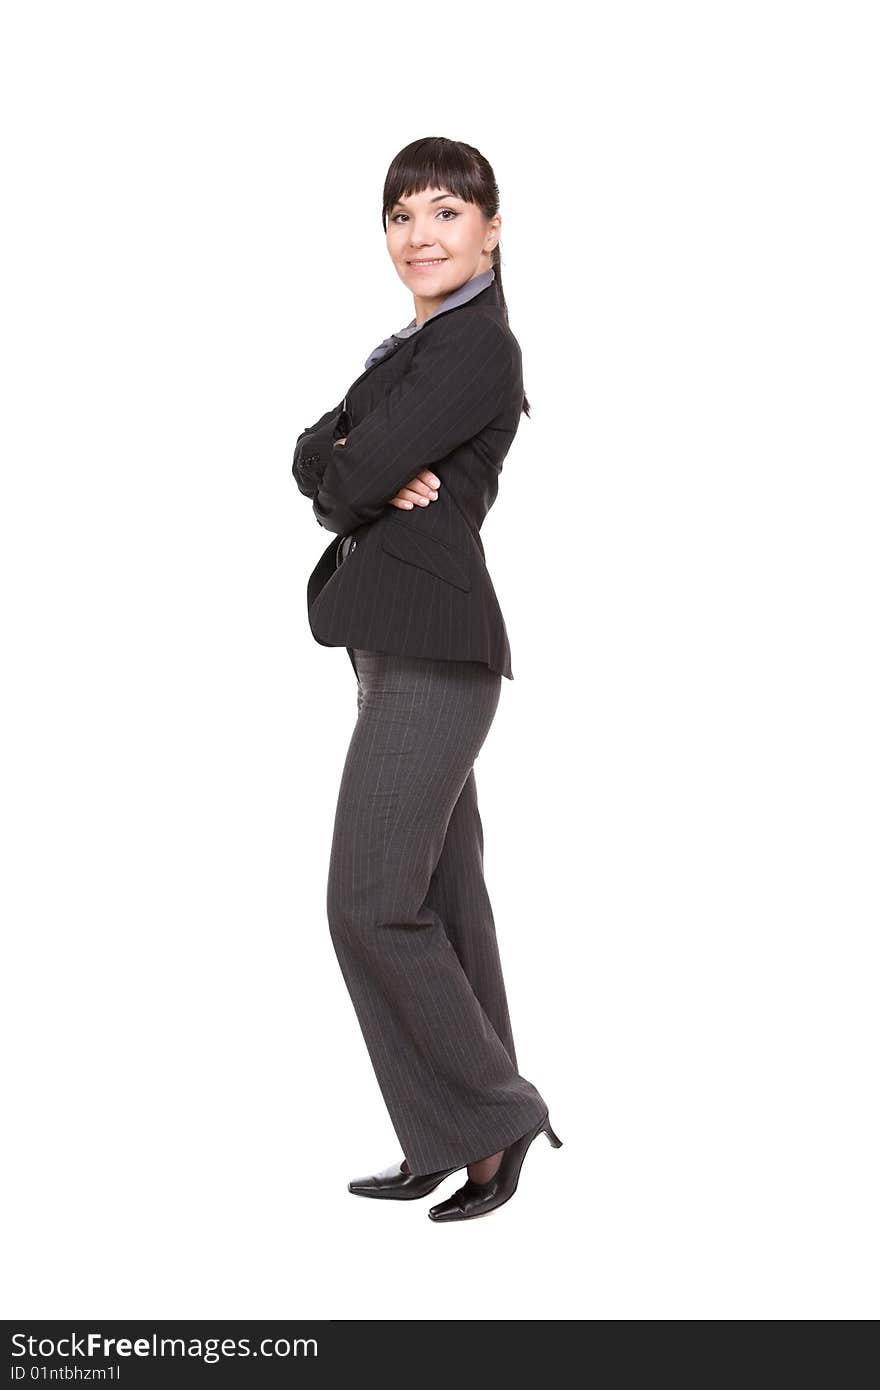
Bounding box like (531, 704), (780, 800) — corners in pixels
(2, 1), (877, 1320)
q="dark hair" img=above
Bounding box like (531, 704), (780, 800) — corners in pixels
(381, 137), (530, 418)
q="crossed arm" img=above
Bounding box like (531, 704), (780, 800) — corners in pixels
(290, 313), (514, 535)
(292, 407), (437, 514)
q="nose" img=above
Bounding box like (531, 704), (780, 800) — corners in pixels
(407, 221), (442, 249)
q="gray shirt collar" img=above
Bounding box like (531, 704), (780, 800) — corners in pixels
(363, 267), (496, 369)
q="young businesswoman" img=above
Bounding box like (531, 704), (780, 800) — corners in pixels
(291, 137), (561, 1222)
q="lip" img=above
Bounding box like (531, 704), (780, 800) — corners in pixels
(407, 257), (448, 269)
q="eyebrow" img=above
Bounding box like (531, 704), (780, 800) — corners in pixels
(391, 192), (462, 210)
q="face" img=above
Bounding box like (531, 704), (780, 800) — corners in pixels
(386, 186), (501, 323)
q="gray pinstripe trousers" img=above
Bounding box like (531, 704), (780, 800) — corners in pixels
(326, 643), (548, 1176)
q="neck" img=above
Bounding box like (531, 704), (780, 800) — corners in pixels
(413, 263), (494, 327)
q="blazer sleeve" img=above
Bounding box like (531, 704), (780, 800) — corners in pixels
(301, 314), (514, 535)
(291, 398), (346, 501)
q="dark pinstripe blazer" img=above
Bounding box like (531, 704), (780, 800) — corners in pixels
(291, 275), (522, 680)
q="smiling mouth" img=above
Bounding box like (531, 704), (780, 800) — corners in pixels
(408, 258), (448, 266)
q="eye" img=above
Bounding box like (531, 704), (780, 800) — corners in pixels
(390, 208), (459, 224)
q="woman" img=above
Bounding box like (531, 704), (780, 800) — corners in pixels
(291, 137), (561, 1222)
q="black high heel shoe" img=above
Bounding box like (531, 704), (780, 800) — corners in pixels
(427, 1112), (563, 1222)
(348, 1158), (464, 1200)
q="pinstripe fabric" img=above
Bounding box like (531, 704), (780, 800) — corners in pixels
(292, 275), (520, 680)
(361, 266), (496, 369)
(327, 646), (547, 1176)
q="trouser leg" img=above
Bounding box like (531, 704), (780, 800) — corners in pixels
(422, 768), (519, 1070)
(353, 647), (518, 1063)
(327, 648), (547, 1176)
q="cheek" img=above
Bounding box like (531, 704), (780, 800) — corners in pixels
(446, 218), (481, 251)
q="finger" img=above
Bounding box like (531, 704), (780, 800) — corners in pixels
(414, 479), (438, 498)
(396, 485), (438, 507)
(404, 478), (440, 501)
(388, 485), (439, 509)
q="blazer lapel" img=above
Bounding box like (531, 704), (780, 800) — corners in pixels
(341, 275), (500, 415)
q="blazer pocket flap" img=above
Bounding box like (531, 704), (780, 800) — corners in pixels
(380, 521), (471, 592)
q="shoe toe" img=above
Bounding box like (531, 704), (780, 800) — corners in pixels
(428, 1200), (455, 1221)
(428, 1185), (470, 1221)
(428, 1176), (499, 1221)
(348, 1160), (405, 1193)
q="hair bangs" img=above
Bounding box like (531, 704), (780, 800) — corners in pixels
(382, 138), (487, 228)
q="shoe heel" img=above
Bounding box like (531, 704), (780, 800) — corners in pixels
(541, 1116), (563, 1148)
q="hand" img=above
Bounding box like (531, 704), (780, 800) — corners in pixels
(388, 469), (441, 510)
